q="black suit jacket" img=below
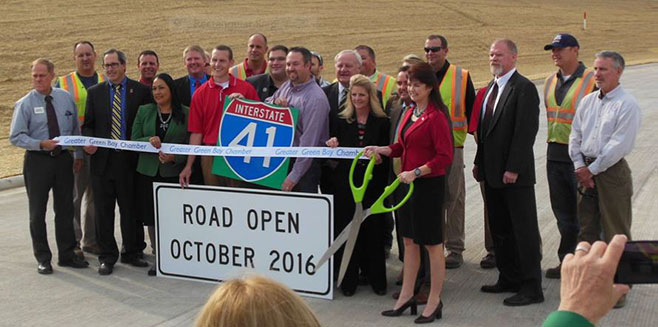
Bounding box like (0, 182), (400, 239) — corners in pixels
(82, 78), (153, 175)
(474, 71), (539, 188)
(173, 74), (210, 107)
(322, 82), (384, 117)
(246, 73), (278, 101)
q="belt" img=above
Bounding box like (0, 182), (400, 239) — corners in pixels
(584, 156), (597, 165)
(31, 147), (68, 157)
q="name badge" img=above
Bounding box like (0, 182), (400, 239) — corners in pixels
(34, 107), (44, 114)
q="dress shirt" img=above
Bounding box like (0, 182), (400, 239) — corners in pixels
(267, 78), (330, 184)
(569, 84), (642, 175)
(10, 88), (82, 158)
(481, 68), (516, 119)
(189, 75), (208, 98)
(108, 77), (128, 139)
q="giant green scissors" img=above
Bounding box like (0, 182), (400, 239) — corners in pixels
(314, 150), (414, 286)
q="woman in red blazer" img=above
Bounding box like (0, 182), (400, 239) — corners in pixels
(366, 62), (453, 324)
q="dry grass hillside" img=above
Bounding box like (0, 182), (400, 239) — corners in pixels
(2, 0), (657, 177)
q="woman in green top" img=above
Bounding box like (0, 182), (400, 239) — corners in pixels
(132, 73), (189, 275)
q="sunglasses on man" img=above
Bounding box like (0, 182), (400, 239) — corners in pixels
(424, 46), (443, 53)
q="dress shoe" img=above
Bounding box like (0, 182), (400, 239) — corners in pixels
(147, 266), (156, 276)
(121, 257), (149, 267)
(480, 253), (496, 269)
(38, 262), (53, 275)
(73, 246), (85, 259)
(58, 256), (89, 268)
(545, 264), (561, 279)
(414, 300), (443, 324)
(341, 289), (355, 297)
(503, 293), (544, 306)
(373, 288), (387, 296)
(382, 296), (417, 316)
(445, 252), (463, 269)
(98, 263), (114, 275)
(82, 244), (101, 255)
(613, 294), (626, 308)
(481, 282), (521, 293)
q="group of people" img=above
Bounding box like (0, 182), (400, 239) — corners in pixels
(9, 31), (641, 325)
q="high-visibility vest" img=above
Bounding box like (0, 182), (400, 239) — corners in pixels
(56, 72), (105, 122)
(544, 69), (595, 144)
(438, 64), (469, 147)
(370, 71), (396, 106)
(229, 61), (269, 80)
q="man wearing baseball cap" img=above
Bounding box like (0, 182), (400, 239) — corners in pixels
(542, 33), (597, 279)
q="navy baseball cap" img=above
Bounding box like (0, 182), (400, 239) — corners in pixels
(544, 34), (580, 50)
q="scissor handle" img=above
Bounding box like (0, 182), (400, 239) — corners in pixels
(370, 178), (414, 214)
(349, 150), (376, 203)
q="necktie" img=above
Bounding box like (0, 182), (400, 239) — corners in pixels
(339, 88), (348, 110)
(111, 84), (122, 140)
(44, 95), (61, 138)
(194, 79), (201, 91)
(44, 95), (62, 155)
(481, 82), (499, 132)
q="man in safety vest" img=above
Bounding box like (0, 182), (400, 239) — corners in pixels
(355, 45), (396, 106)
(229, 33), (269, 80)
(54, 41), (105, 257)
(543, 34), (596, 279)
(425, 34), (476, 269)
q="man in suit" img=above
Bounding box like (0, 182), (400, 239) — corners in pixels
(82, 49), (153, 275)
(174, 45), (210, 107)
(473, 39), (543, 306)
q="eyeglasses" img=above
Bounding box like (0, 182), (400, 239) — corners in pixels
(103, 62), (121, 69)
(424, 47), (443, 53)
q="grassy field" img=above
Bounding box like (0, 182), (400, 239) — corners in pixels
(2, 0), (657, 177)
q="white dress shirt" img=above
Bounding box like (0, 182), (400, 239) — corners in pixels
(481, 68), (516, 119)
(568, 84), (642, 175)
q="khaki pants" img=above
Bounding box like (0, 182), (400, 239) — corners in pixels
(444, 147), (465, 254)
(578, 158), (633, 243)
(73, 153), (96, 247)
(200, 156), (244, 187)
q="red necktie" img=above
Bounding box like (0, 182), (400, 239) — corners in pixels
(481, 82), (498, 131)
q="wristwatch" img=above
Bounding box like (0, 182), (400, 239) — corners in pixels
(414, 168), (421, 177)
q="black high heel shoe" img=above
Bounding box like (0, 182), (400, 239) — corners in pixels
(381, 296), (418, 316)
(414, 300), (443, 324)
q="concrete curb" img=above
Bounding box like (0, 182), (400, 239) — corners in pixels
(0, 175), (24, 191)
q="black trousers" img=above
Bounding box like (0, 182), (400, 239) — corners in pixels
(24, 151), (76, 263)
(546, 160), (579, 261)
(484, 184), (543, 296)
(91, 151), (142, 265)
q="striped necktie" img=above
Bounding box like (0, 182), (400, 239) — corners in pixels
(111, 84), (122, 140)
(339, 88), (348, 110)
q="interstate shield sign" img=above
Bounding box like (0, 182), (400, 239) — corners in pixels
(213, 98), (299, 189)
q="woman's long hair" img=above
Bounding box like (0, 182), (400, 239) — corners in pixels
(339, 74), (387, 123)
(153, 73), (185, 124)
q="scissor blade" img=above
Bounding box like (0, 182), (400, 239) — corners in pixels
(313, 219), (355, 271)
(337, 205), (366, 286)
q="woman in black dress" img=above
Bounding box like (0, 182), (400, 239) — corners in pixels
(326, 74), (390, 296)
(366, 62), (453, 323)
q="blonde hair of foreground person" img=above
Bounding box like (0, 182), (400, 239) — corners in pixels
(195, 276), (321, 327)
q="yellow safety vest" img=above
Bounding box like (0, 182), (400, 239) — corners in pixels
(370, 71), (396, 107)
(544, 69), (595, 144)
(439, 64), (468, 147)
(230, 61), (269, 80)
(57, 72), (105, 122)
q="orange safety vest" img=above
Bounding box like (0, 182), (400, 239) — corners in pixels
(230, 61), (269, 80)
(544, 69), (595, 144)
(57, 72), (105, 122)
(439, 64), (469, 146)
(370, 71), (396, 106)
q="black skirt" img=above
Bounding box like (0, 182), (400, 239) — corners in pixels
(397, 175), (445, 245)
(135, 172), (178, 226)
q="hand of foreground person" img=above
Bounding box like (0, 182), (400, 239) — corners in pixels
(558, 234), (630, 325)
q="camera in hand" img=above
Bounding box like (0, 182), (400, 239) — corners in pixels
(615, 241), (658, 284)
